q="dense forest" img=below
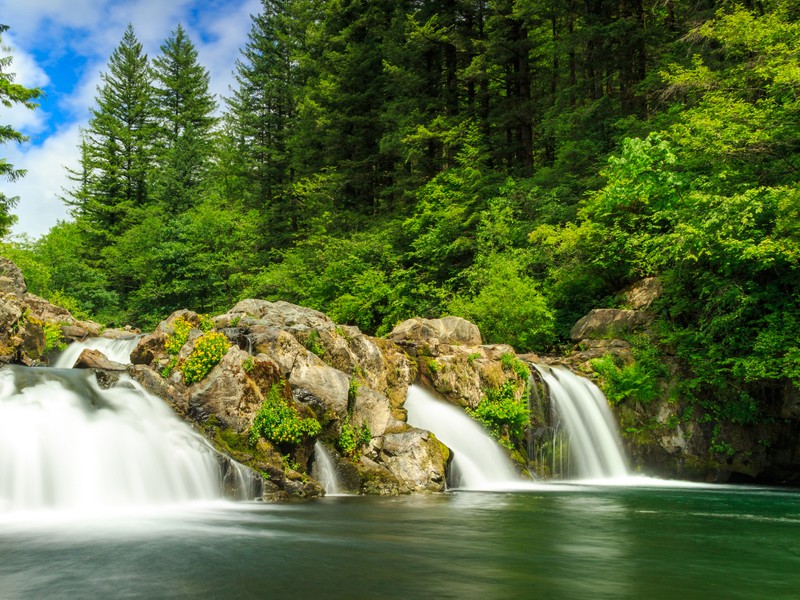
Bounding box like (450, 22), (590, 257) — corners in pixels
(2, 1), (799, 434)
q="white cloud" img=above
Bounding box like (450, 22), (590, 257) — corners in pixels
(4, 123), (80, 238)
(2, 34), (51, 135)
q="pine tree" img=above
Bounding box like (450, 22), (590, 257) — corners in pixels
(0, 24), (42, 236)
(68, 24), (155, 245)
(227, 0), (300, 245)
(151, 24), (217, 213)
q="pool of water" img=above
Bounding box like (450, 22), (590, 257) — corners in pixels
(1, 483), (798, 599)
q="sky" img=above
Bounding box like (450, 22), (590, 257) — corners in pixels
(0, 0), (261, 238)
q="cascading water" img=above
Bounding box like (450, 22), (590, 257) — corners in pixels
(0, 365), (252, 514)
(533, 365), (629, 479)
(54, 335), (142, 368)
(404, 384), (519, 489)
(311, 442), (345, 495)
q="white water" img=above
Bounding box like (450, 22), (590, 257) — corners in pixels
(311, 442), (345, 495)
(535, 365), (629, 479)
(54, 336), (142, 368)
(404, 384), (519, 490)
(0, 366), (236, 514)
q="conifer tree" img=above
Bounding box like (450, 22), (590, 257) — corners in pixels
(227, 0), (299, 244)
(68, 24), (155, 245)
(151, 24), (217, 213)
(0, 24), (42, 236)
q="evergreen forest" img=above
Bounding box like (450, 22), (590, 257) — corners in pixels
(2, 1), (800, 431)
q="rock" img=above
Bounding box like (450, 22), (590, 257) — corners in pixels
(189, 347), (259, 432)
(0, 257), (27, 296)
(216, 299), (334, 331)
(569, 308), (653, 340)
(129, 364), (190, 417)
(288, 360), (351, 421)
(623, 277), (663, 310)
(388, 316), (482, 347)
(352, 385), (405, 438)
(61, 325), (90, 340)
(371, 428), (450, 493)
(130, 331), (166, 365)
(73, 348), (128, 371)
(24, 293), (75, 324)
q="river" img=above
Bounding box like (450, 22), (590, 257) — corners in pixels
(1, 483), (798, 599)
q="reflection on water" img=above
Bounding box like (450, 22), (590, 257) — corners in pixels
(0, 486), (799, 599)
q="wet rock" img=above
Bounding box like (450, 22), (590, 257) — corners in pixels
(369, 428), (450, 493)
(73, 348), (128, 371)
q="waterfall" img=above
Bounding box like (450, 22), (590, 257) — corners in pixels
(0, 365), (252, 513)
(404, 384), (519, 490)
(311, 442), (345, 495)
(54, 335), (142, 368)
(534, 365), (629, 479)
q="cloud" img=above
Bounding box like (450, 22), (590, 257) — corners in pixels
(2, 34), (51, 135)
(4, 122), (80, 238)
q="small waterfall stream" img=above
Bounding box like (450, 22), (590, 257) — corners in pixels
(311, 442), (345, 495)
(54, 335), (142, 368)
(404, 385), (519, 489)
(533, 365), (629, 479)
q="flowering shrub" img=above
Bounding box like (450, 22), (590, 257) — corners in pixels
(182, 331), (230, 384)
(249, 382), (321, 445)
(165, 317), (192, 355)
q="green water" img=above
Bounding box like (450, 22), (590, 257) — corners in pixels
(1, 484), (798, 599)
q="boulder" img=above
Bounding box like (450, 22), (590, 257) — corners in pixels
(0, 257), (27, 296)
(388, 316), (482, 347)
(623, 277), (663, 310)
(73, 348), (128, 371)
(569, 308), (653, 340)
(370, 428), (450, 493)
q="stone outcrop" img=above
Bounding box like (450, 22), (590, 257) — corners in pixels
(74, 348), (128, 371)
(128, 301), (455, 497)
(569, 308), (653, 341)
(0, 256), (103, 365)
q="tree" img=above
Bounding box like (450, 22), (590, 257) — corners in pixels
(0, 24), (42, 236)
(67, 24), (155, 246)
(151, 24), (217, 213)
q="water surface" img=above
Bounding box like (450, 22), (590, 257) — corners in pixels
(1, 484), (798, 599)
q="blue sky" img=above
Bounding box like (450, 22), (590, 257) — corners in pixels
(0, 0), (261, 238)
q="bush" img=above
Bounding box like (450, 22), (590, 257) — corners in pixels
(337, 421), (371, 459)
(165, 317), (192, 355)
(182, 331), (230, 384)
(250, 382), (322, 446)
(468, 381), (529, 448)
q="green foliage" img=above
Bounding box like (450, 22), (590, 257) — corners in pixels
(337, 421), (372, 460)
(182, 331), (230, 384)
(42, 321), (66, 353)
(468, 381), (529, 449)
(427, 358), (441, 373)
(250, 381), (321, 446)
(305, 330), (325, 357)
(242, 356), (254, 373)
(590, 355), (660, 406)
(449, 253), (555, 352)
(500, 353), (531, 383)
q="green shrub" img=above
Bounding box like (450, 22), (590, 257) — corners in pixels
(43, 321), (66, 353)
(250, 382), (322, 446)
(337, 421), (372, 459)
(182, 332), (230, 384)
(500, 352), (530, 382)
(590, 354), (660, 405)
(305, 329), (326, 357)
(468, 381), (529, 448)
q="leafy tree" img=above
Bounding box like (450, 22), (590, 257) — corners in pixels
(0, 24), (42, 236)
